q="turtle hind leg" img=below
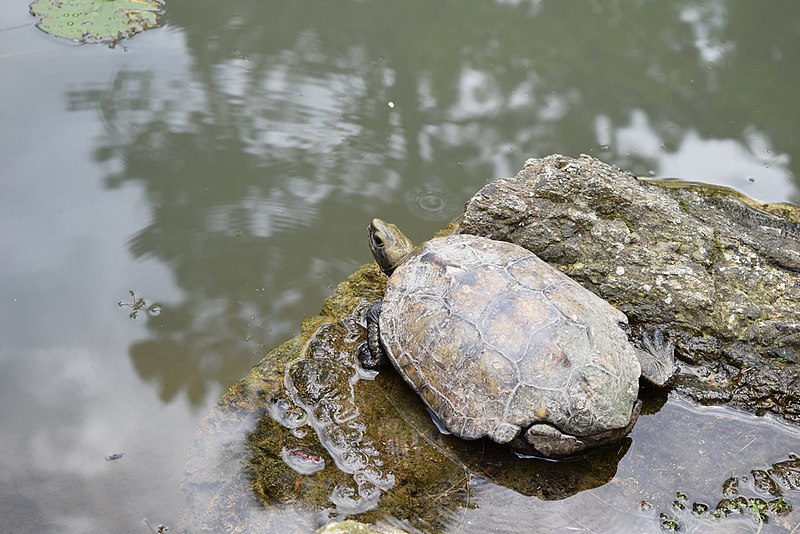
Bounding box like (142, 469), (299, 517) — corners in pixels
(636, 330), (676, 387)
(358, 302), (387, 370)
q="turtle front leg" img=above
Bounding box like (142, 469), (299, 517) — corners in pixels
(359, 302), (387, 370)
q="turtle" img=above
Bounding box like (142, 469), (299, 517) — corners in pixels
(360, 218), (676, 458)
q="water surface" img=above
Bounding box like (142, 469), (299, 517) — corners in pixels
(1, 1), (799, 532)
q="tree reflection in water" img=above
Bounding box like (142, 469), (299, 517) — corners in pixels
(63, 0), (799, 407)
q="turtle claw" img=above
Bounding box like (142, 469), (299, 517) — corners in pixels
(358, 343), (383, 370)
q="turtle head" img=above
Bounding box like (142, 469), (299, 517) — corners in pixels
(368, 218), (415, 276)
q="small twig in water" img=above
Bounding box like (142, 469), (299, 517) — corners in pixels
(740, 437), (757, 452)
(0, 22), (35, 32)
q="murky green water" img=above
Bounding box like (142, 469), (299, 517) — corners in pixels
(1, 1), (799, 532)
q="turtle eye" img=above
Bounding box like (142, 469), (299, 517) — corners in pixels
(373, 235), (384, 248)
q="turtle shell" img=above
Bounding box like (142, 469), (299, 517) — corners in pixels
(378, 234), (642, 452)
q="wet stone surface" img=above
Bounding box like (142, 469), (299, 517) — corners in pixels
(280, 316), (396, 514)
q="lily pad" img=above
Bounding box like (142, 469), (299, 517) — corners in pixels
(30, 0), (164, 44)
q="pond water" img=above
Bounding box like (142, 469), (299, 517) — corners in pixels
(1, 1), (799, 532)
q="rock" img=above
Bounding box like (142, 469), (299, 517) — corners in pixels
(460, 154), (800, 423)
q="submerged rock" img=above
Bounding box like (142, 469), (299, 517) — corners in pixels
(461, 154), (800, 423)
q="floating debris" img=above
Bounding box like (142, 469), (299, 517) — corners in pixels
(29, 0), (164, 45)
(118, 290), (161, 320)
(143, 518), (169, 533)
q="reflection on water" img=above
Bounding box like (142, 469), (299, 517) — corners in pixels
(436, 397), (800, 533)
(2, 0), (800, 531)
(74, 0), (800, 402)
(64, 0), (800, 407)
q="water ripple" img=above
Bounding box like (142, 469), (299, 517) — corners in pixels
(404, 184), (459, 221)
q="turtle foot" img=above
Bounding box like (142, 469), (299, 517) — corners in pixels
(637, 330), (676, 387)
(358, 303), (387, 370)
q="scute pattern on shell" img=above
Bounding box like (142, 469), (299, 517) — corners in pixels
(378, 234), (641, 443)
